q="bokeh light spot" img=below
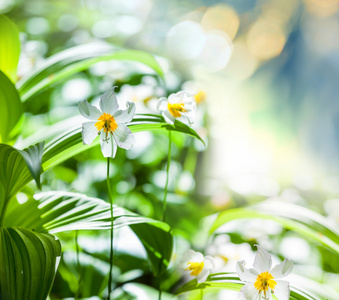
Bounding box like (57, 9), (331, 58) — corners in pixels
(166, 21), (206, 60)
(247, 18), (286, 60)
(201, 4), (240, 40)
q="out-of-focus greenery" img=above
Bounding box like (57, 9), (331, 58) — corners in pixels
(1, 0), (339, 299)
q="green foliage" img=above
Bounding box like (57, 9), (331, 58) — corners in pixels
(0, 143), (44, 223)
(16, 43), (164, 102)
(209, 200), (339, 254)
(4, 191), (173, 277)
(0, 71), (23, 143)
(0, 227), (61, 300)
(0, 15), (20, 82)
(18, 142), (45, 189)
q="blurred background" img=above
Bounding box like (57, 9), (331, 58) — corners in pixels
(3, 0), (339, 299)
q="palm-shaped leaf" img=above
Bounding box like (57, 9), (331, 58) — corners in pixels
(4, 191), (173, 276)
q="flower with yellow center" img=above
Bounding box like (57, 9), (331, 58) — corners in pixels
(236, 245), (293, 300)
(78, 88), (136, 158)
(181, 249), (215, 283)
(157, 91), (196, 126)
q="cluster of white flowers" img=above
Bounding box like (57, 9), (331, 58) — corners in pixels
(79, 88), (196, 158)
(78, 89), (293, 300)
(181, 245), (292, 300)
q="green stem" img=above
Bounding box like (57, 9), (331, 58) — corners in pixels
(200, 289), (204, 300)
(162, 130), (172, 222)
(107, 158), (114, 300)
(158, 284), (162, 300)
(75, 231), (81, 299)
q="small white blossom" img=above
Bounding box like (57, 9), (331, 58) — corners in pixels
(236, 245), (293, 300)
(78, 88), (135, 158)
(181, 249), (215, 283)
(157, 91), (196, 126)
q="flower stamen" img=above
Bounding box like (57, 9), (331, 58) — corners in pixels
(185, 261), (204, 276)
(254, 271), (277, 297)
(167, 102), (187, 118)
(95, 113), (118, 142)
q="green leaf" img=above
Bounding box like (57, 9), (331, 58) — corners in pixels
(4, 191), (173, 277)
(209, 201), (339, 254)
(175, 273), (321, 300)
(0, 143), (44, 223)
(19, 142), (45, 189)
(40, 114), (204, 172)
(0, 227), (61, 300)
(17, 43), (164, 102)
(0, 15), (20, 82)
(0, 70), (23, 143)
(130, 223), (172, 277)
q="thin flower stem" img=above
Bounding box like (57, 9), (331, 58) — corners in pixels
(75, 230), (81, 299)
(200, 289), (204, 300)
(158, 285), (162, 300)
(107, 157), (114, 300)
(162, 130), (172, 222)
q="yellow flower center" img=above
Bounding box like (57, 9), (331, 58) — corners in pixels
(95, 113), (118, 140)
(254, 271), (277, 297)
(194, 90), (206, 103)
(167, 102), (187, 118)
(185, 261), (204, 276)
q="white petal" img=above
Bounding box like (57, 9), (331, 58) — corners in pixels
(203, 256), (215, 271)
(157, 97), (168, 111)
(236, 260), (258, 282)
(99, 88), (119, 115)
(168, 91), (195, 104)
(273, 280), (290, 300)
(168, 91), (184, 104)
(253, 245), (272, 273)
(78, 100), (101, 120)
(196, 268), (210, 283)
(240, 283), (259, 300)
(178, 112), (194, 126)
(162, 110), (175, 125)
(100, 132), (117, 158)
(181, 249), (196, 264)
(270, 259), (293, 279)
(82, 122), (98, 145)
(113, 124), (135, 149)
(113, 102), (136, 123)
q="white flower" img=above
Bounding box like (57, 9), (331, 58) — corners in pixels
(236, 245), (293, 300)
(157, 91), (196, 125)
(78, 88), (136, 158)
(181, 249), (215, 283)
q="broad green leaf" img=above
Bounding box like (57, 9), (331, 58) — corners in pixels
(130, 222), (172, 277)
(0, 227), (61, 300)
(40, 114), (204, 172)
(0, 15), (20, 82)
(4, 191), (173, 277)
(209, 201), (339, 254)
(17, 43), (164, 102)
(0, 143), (44, 223)
(0, 70), (23, 143)
(175, 273), (321, 300)
(19, 142), (44, 189)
